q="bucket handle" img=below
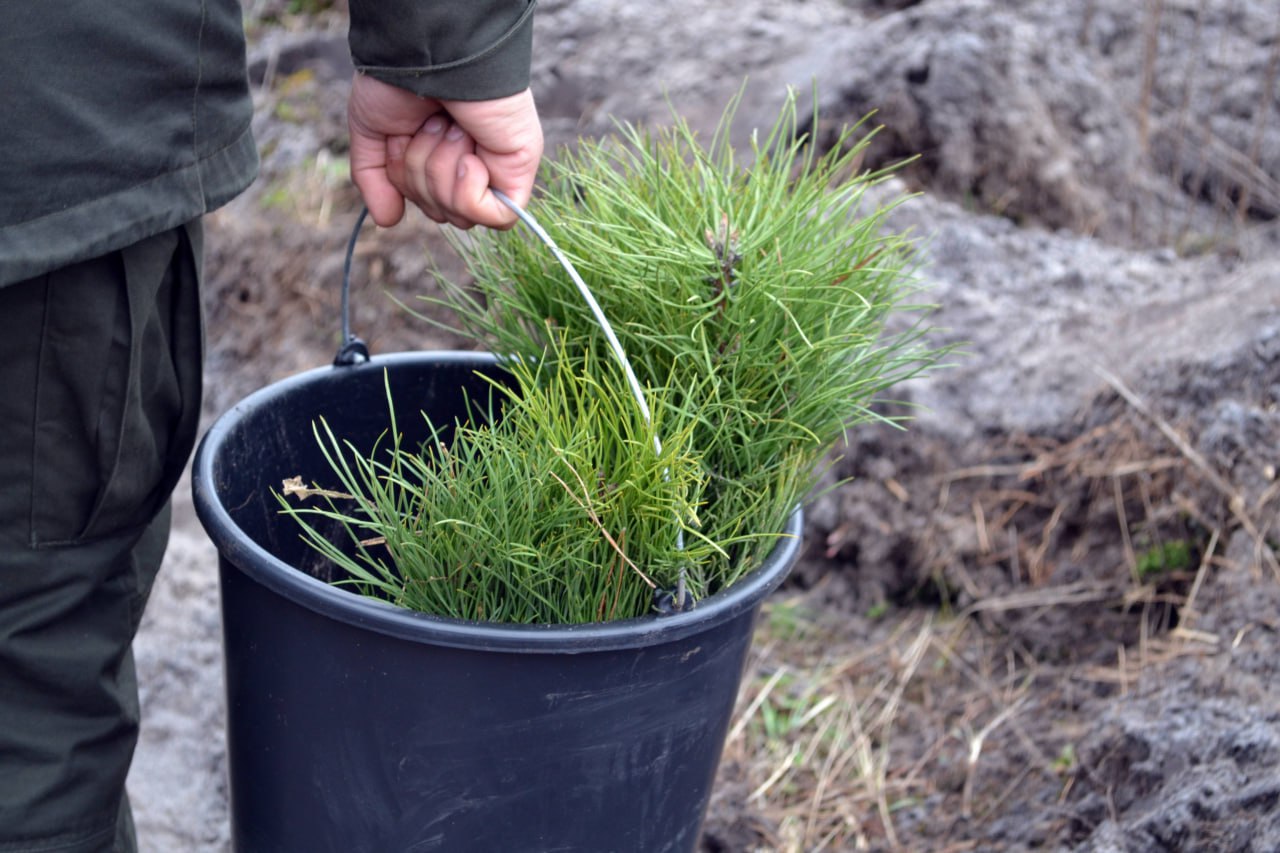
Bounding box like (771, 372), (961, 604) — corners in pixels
(333, 200), (691, 610)
(331, 201), (655, 445)
(334, 207), (371, 367)
(491, 191), (658, 454)
(493, 191), (690, 611)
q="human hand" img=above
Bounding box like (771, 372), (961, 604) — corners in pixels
(348, 74), (543, 230)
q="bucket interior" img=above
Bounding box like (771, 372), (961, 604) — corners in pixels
(204, 353), (511, 584)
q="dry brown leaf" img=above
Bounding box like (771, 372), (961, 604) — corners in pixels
(281, 475), (354, 501)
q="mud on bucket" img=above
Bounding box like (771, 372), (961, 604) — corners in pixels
(191, 349), (801, 853)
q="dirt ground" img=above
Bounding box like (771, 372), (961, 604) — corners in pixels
(129, 1), (1280, 850)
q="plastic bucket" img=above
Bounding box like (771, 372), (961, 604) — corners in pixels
(192, 352), (801, 853)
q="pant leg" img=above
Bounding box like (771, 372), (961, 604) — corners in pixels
(0, 222), (204, 853)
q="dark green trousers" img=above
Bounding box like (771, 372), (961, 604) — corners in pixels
(0, 223), (204, 852)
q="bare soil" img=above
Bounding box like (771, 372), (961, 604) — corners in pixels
(130, 2), (1280, 850)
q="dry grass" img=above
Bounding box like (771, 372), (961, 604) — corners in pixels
(711, 376), (1278, 850)
(1093, 364), (1279, 580)
(1073, 0), (1280, 247)
(715, 603), (937, 851)
(717, 601), (1076, 851)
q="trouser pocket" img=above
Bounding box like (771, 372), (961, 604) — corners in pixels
(23, 223), (204, 548)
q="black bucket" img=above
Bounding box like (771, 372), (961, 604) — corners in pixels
(192, 351), (801, 853)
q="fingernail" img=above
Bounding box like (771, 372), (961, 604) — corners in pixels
(446, 124), (465, 141)
(457, 159), (467, 180)
(424, 116), (445, 135)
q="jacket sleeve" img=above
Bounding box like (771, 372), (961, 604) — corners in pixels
(348, 0), (535, 101)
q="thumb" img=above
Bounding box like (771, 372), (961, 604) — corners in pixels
(452, 152), (519, 229)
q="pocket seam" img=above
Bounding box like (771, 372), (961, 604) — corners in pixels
(29, 259), (129, 549)
(26, 278), (52, 549)
(76, 283), (136, 542)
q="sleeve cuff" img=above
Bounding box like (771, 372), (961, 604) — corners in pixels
(351, 1), (535, 102)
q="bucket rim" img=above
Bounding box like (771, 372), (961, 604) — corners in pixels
(192, 351), (801, 653)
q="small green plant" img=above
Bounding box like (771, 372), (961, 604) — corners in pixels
(286, 0), (334, 15)
(1136, 539), (1194, 578)
(1052, 743), (1077, 776)
(285, 89), (945, 624)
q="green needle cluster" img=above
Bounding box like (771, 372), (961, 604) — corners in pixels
(282, 347), (716, 623)
(284, 88), (946, 624)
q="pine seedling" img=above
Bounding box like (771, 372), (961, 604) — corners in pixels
(280, 338), (717, 624)
(433, 88), (942, 589)
(289, 88), (945, 623)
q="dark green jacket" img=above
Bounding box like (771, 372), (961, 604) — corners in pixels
(0, 0), (535, 287)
